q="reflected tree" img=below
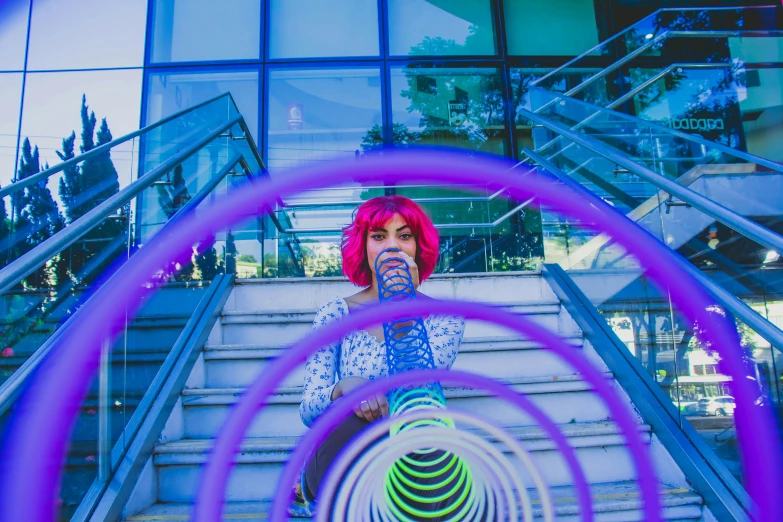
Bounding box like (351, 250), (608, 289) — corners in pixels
(58, 95), (126, 282)
(157, 164), (195, 281)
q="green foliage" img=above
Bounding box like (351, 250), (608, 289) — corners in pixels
(56, 95), (126, 283)
(14, 139), (66, 289)
(237, 254), (257, 264)
(300, 242), (342, 278)
(195, 239), (223, 281)
(224, 232), (237, 276)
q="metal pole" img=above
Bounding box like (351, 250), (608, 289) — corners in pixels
(98, 337), (112, 483)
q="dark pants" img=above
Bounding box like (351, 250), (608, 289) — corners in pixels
(304, 415), (492, 521)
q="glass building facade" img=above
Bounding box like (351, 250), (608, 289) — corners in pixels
(1, 0), (778, 278)
(1, 2), (782, 513)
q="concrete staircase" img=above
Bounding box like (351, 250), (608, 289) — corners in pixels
(122, 272), (710, 521)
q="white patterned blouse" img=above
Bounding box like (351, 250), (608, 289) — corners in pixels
(299, 296), (466, 427)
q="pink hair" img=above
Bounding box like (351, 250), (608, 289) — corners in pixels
(341, 196), (439, 287)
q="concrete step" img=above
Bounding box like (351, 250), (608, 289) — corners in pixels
(219, 301), (579, 346)
(224, 272), (556, 314)
(202, 334), (590, 389)
(153, 421), (651, 503)
(125, 481), (703, 521)
(180, 374), (615, 439)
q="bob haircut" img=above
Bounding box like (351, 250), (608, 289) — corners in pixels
(341, 196), (439, 287)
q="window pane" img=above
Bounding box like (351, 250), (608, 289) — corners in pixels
(269, 0), (379, 58)
(511, 67), (603, 155)
(268, 68), (382, 173)
(0, 74), (23, 187)
(0, 0), (30, 71)
(390, 66), (506, 155)
(151, 0), (261, 63)
(388, 0), (495, 56)
(26, 0), (147, 70)
(19, 70), (143, 189)
(146, 69), (260, 143)
(505, 0), (599, 56)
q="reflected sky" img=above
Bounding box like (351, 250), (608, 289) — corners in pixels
(0, 74), (24, 188)
(151, 0), (261, 63)
(269, 0), (379, 58)
(0, 0), (29, 71)
(12, 69), (143, 188)
(387, 0), (494, 56)
(26, 0), (147, 70)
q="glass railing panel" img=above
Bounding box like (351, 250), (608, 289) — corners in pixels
(0, 135), (139, 275)
(109, 281), (211, 453)
(531, 6), (779, 96)
(541, 32), (783, 146)
(139, 95), (236, 175)
(137, 123), (249, 243)
(526, 88), (783, 188)
(0, 95), (238, 276)
(0, 104), (257, 519)
(267, 182), (542, 277)
(582, 267), (783, 485)
(517, 117), (783, 301)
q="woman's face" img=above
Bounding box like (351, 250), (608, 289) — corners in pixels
(366, 213), (418, 276)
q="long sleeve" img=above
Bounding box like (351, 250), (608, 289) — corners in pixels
(427, 314), (466, 369)
(299, 299), (346, 427)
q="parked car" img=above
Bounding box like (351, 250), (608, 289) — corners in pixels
(679, 401), (700, 415)
(697, 396), (736, 416)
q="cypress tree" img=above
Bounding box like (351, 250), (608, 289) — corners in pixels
(224, 231), (237, 276)
(0, 190), (10, 268)
(57, 131), (85, 223)
(195, 240), (221, 281)
(157, 165), (194, 281)
(58, 95), (125, 279)
(12, 139), (39, 264)
(16, 145), (65, 288)
(156, 165), (190, 218)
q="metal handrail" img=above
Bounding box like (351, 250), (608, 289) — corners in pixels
(528, 87), (783, 173)
(531, 62), (733, 161)
(528, 149), (783, 354)
(74, 274), (234, 521)
(279, 198), (534, 234)
(0, 93), (235, 200)
(519, 107), (783, 256)
(530, 4), (778, 88)
(282, 187), (507, 209)
(543, 263), (749, 521)
(0, 116), (242, 297)
(531, 27), (783, 117)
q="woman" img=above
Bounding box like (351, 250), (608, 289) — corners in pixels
(292, 196), (466, 517)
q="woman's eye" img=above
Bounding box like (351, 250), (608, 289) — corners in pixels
(400, 233), (413, 240)
(371, 234), (384, 240)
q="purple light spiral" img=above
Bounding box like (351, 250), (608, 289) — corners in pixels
(0, 149), (779, 521)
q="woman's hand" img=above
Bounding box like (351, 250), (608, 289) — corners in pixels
(377, 250), (420, 290)
(332, 376), (389, 422)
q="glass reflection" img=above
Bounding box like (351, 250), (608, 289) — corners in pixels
(267, 68), (382, 172)
(146, 69), (260, 142)
(390, 66), (506, 155)
(0, 74), (23, 188)
(504, 0), (599, 56)
(26, 0), (146, 70)
(19, 70), (142, 189)
(387, 0), (495, 56)
(150, 0), (261, 63)
(0, 0), (30, 71)
(269, 0), (379, 58)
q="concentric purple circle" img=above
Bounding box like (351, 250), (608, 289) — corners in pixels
(0, 149), (779, 521)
